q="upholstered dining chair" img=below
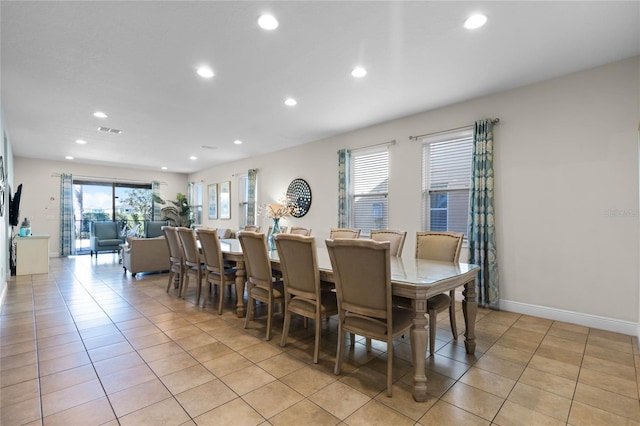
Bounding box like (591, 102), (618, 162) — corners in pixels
(162, 226), (186, 295)
(274, 233), (338, 363)
(267, 225), (288, 235)
(177, 227), (205, 305)
(238, 231), (284, 341)
(326, 238), (413, 397)
(370, 229), (407, 257)
(196, 228), (237, 313)
(289, 226), (312, 236)
(244, 225), (261, 232)
(415, 231), (464, 355)
(329, 228), (361, 239)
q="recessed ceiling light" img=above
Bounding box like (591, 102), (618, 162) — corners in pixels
(161, 166), (168, 170)
(190, 156), (198, 160)
(464, 14), (487, 29)
(351, 67), (367, 78)
(75, 139), (87, 145)
(93, 111), (107, 118)
(284, 98), (297, 106)
(197, 66), (214, 78)
(233, 140), (243, 145)
(257, 14), (278, 30)
(65, 156), (74, 160)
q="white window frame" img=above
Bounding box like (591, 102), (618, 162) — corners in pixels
(421, 129), (473, 238)
(237, 173), (249, 228)
(349, 146), (389, 237)
(191, 182), (203, 225)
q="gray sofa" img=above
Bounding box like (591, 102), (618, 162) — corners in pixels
(122, 236), (170, 277)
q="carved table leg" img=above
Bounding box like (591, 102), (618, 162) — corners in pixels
(462, 279), (478, 354)
(234, 260), (246, 318)
(410, 298), (429, 402)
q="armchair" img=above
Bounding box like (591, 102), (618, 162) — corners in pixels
(90, 222), (125, 257)
(144, 220), (168, 238)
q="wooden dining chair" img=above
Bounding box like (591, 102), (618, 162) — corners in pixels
(238, 231), (284, 341)
(196, 228), (237, 313)
(329, 228), (361, 239)
(162, 226), (186, 295)
(327, 238), (413, 397)
(289, 226), (312, 236)
(415, 231), (464, 355)
(244, 225), (261, 232)
(177, 227), (205, 305)
(274, 233), (337, 363)
(370, 229), (407, 257)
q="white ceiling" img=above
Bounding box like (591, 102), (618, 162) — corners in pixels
(2, 1), (639, 174)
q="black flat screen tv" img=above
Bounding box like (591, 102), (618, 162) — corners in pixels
(9, 184), (22, 226)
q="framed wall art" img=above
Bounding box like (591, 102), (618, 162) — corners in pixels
(219, 181), (231, 219)
(207, 183), (218, 219)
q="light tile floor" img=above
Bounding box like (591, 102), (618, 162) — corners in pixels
(1, 254), (639, 425)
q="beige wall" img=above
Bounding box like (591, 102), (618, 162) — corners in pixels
(13, 158), (188, 256)
(190, 57), (640, 331)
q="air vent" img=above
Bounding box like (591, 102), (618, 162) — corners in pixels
(200, 145), (218, 150)
(97, 126), (122, 134)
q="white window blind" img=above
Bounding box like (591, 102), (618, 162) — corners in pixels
(422, 130), (473, 237)
(350, 147), (389, 235)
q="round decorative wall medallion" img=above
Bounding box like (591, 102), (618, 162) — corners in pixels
(286, 178), (312, 218)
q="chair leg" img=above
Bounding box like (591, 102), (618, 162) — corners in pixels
(166, 271), (174, 293)
(366, 338), (372, 352)
(244, 291), (254, 330)
(217, 283), (225, 315)
(201, 273), (210, 308)
(449, 290), (458, 339)
(429, 309), (437, 356)
(181, 273), (190, 298)
(313, 315), (321, 364)
(195, 271), (203, 306)
(334, 324), (344, 375)
(349, 332), (356, 346)
(280, 309), (291, 348)
(386, 339), (393, 397)
(265, 294), (273, 341)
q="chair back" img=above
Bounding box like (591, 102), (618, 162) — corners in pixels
(370, 229), (407, 257)
(237, 231), (272, 289)
(244, 225), (261, 232)
(145, 220), (167, 238)
(274, 234), (319, 301)
(326, 238), (391, 321)
(415, 231), (464, 262)
(329, 228), (361, 239)
(162, 226), (183, 262)
(177, 227), (200, 267)
(289, 227), (312, 236)
(216, 228), (231, 239)
(196, 228), (224, 273)
(92, 221), (120, 239)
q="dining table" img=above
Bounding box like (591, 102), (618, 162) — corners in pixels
(219, 237), (480, 402)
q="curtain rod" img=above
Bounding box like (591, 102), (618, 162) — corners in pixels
(409, 118), (500, 141)
(340, 139), (396, 154)
(50, 173), (167, 185)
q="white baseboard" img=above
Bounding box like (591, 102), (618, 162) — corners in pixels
(500, 299), (638, 337)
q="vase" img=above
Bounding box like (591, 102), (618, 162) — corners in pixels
(268, 218), (281, 251)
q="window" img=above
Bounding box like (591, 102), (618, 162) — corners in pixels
(237, 173), (249, 227)
(350, 147), (389, 236)
(422, 129), (473, 237)
(191, 183), (203, 225)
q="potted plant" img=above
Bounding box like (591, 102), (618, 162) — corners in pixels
(152, 192), (192, 227)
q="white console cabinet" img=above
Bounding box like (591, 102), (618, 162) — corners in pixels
(16, 235), (50, 275)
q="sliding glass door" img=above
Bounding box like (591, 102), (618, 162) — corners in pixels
(73, 180), (153, 254)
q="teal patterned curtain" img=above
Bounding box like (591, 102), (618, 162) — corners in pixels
(337, 149), (350, 227)
(151, 180), (161, 220)
(59, 173), (75, 256)
(469, 119), (499, 308)
(247, 169), (257, 226)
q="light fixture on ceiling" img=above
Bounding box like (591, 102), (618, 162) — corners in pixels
(93, 111), (108, 118)
(197, 66), (214, 78)
(190, 156), (198, 160)
(284, 98), (297, 106)
(65, 156), (74, 160)
(97, 126), (122, 134)
(257, 14), (278, 30)
(233, 140), (243, 145)
(351, 67), (367, 78)
(75, 139), (87, 145)
(464, 14), (487, 29)
(200, 145), (218, 150)
(161, 166), (168, 170)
